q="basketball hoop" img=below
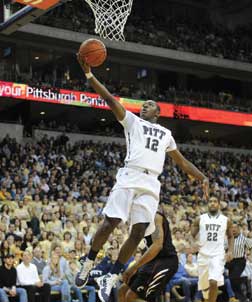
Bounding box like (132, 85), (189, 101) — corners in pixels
(84, 0), (133, 41)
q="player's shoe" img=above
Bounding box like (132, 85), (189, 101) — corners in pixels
(229, 298), (239, 302)
(75, 258), (94, 288)
(96, 273), (118, 302)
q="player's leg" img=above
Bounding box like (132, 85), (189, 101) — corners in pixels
(97, 192), (158, 302)
(125, 288), (143, 302)
(116, 222), (149, 265)
(75, 215), (121, 288)
(208, 256), (225, 302)
(208, 279), (218, 302)
(127, 258), (178, 302)
(145, 258), (178, 302)
(197, 255), (210, 302)
(108, 192), (158, 273)
(119, 283), (144, 302)
(75, 188), (133, 288)
(118, 283), (129, 302)
(97, 222), (149, 302)
(89, 215), (121, 253)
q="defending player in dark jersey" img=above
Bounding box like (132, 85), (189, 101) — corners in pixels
(119, 211), (178, 302)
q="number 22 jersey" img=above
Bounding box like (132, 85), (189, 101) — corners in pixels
(199, 212), (228, 257)
(120, 110), (177, 175)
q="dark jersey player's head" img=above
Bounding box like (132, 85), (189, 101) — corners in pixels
(140, 100), (160, 123)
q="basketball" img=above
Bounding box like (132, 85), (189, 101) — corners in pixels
(79, 39), (107, 67)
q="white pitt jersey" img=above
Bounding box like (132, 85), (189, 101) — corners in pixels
(120, 110), (177, 175)
(199, 212), (228, 257)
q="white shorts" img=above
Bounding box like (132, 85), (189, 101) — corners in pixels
(103, 167), (160, 237)
(197, 253), (225, 291)
(113, 167), (161, 199)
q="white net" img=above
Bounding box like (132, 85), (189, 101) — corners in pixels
(84, 0), (133, 41)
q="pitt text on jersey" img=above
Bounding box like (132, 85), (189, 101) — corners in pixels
(142, 125), (166, 153)
(205, 224), (221, 232)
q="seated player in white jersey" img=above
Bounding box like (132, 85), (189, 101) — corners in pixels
(75, 54), (209, 302)
(191, 196), (234, 302)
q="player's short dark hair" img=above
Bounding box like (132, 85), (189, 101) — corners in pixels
(209, 195), (220, 203)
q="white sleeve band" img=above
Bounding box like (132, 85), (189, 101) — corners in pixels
(85, 72), (93, 79)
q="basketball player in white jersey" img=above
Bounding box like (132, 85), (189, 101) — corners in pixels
(191, 196), (234, 302)
(75, 54), (209, 302)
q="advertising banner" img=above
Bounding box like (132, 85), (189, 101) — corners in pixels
(0, 80), (252, 127)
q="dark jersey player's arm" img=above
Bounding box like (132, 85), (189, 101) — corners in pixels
(77, 54), (125, 121)
(133, 214), (164, 270)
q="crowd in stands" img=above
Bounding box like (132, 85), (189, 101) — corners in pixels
(35, 0), (252, 63)
(0, 133), (252, 301)
(33, 120), (252, 150)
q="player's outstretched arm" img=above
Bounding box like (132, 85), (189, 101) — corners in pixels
(168, 149), (209, 199)
(191, 218), (200, 238)
(77, 53), (126, 121)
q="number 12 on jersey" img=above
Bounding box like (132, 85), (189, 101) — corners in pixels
(145, 137), (159, 152)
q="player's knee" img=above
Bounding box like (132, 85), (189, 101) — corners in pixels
(103, 216), (121, 233)
(130, 223), (149, 242)
(209, 279), (217, 287)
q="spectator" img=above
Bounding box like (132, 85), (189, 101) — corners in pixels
(38, 231), (51, 261)
(0, 240), (10, 264)
(5, 224), (20, 241)
(0, 254), (28, 302)
(28, 208), (41, 236)
(16, 251), (51, 302)
(65, 260), (85, 302)
(13, 218), (25, 239)
(0, 205), (10, 226)
(74, 240), (86, 258)
(165, 263), (198, 302)
(42, 252), (71, 302)
(47, 212), (62, 234)
(31, 246), (47, 276)
(50, 243), (69, 274)
(62, 232), (74, 254)
(13, 200), (30, 222)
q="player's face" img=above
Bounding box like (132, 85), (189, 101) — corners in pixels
(208, 197), (220, 214)
(140, 100), (159, 121)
